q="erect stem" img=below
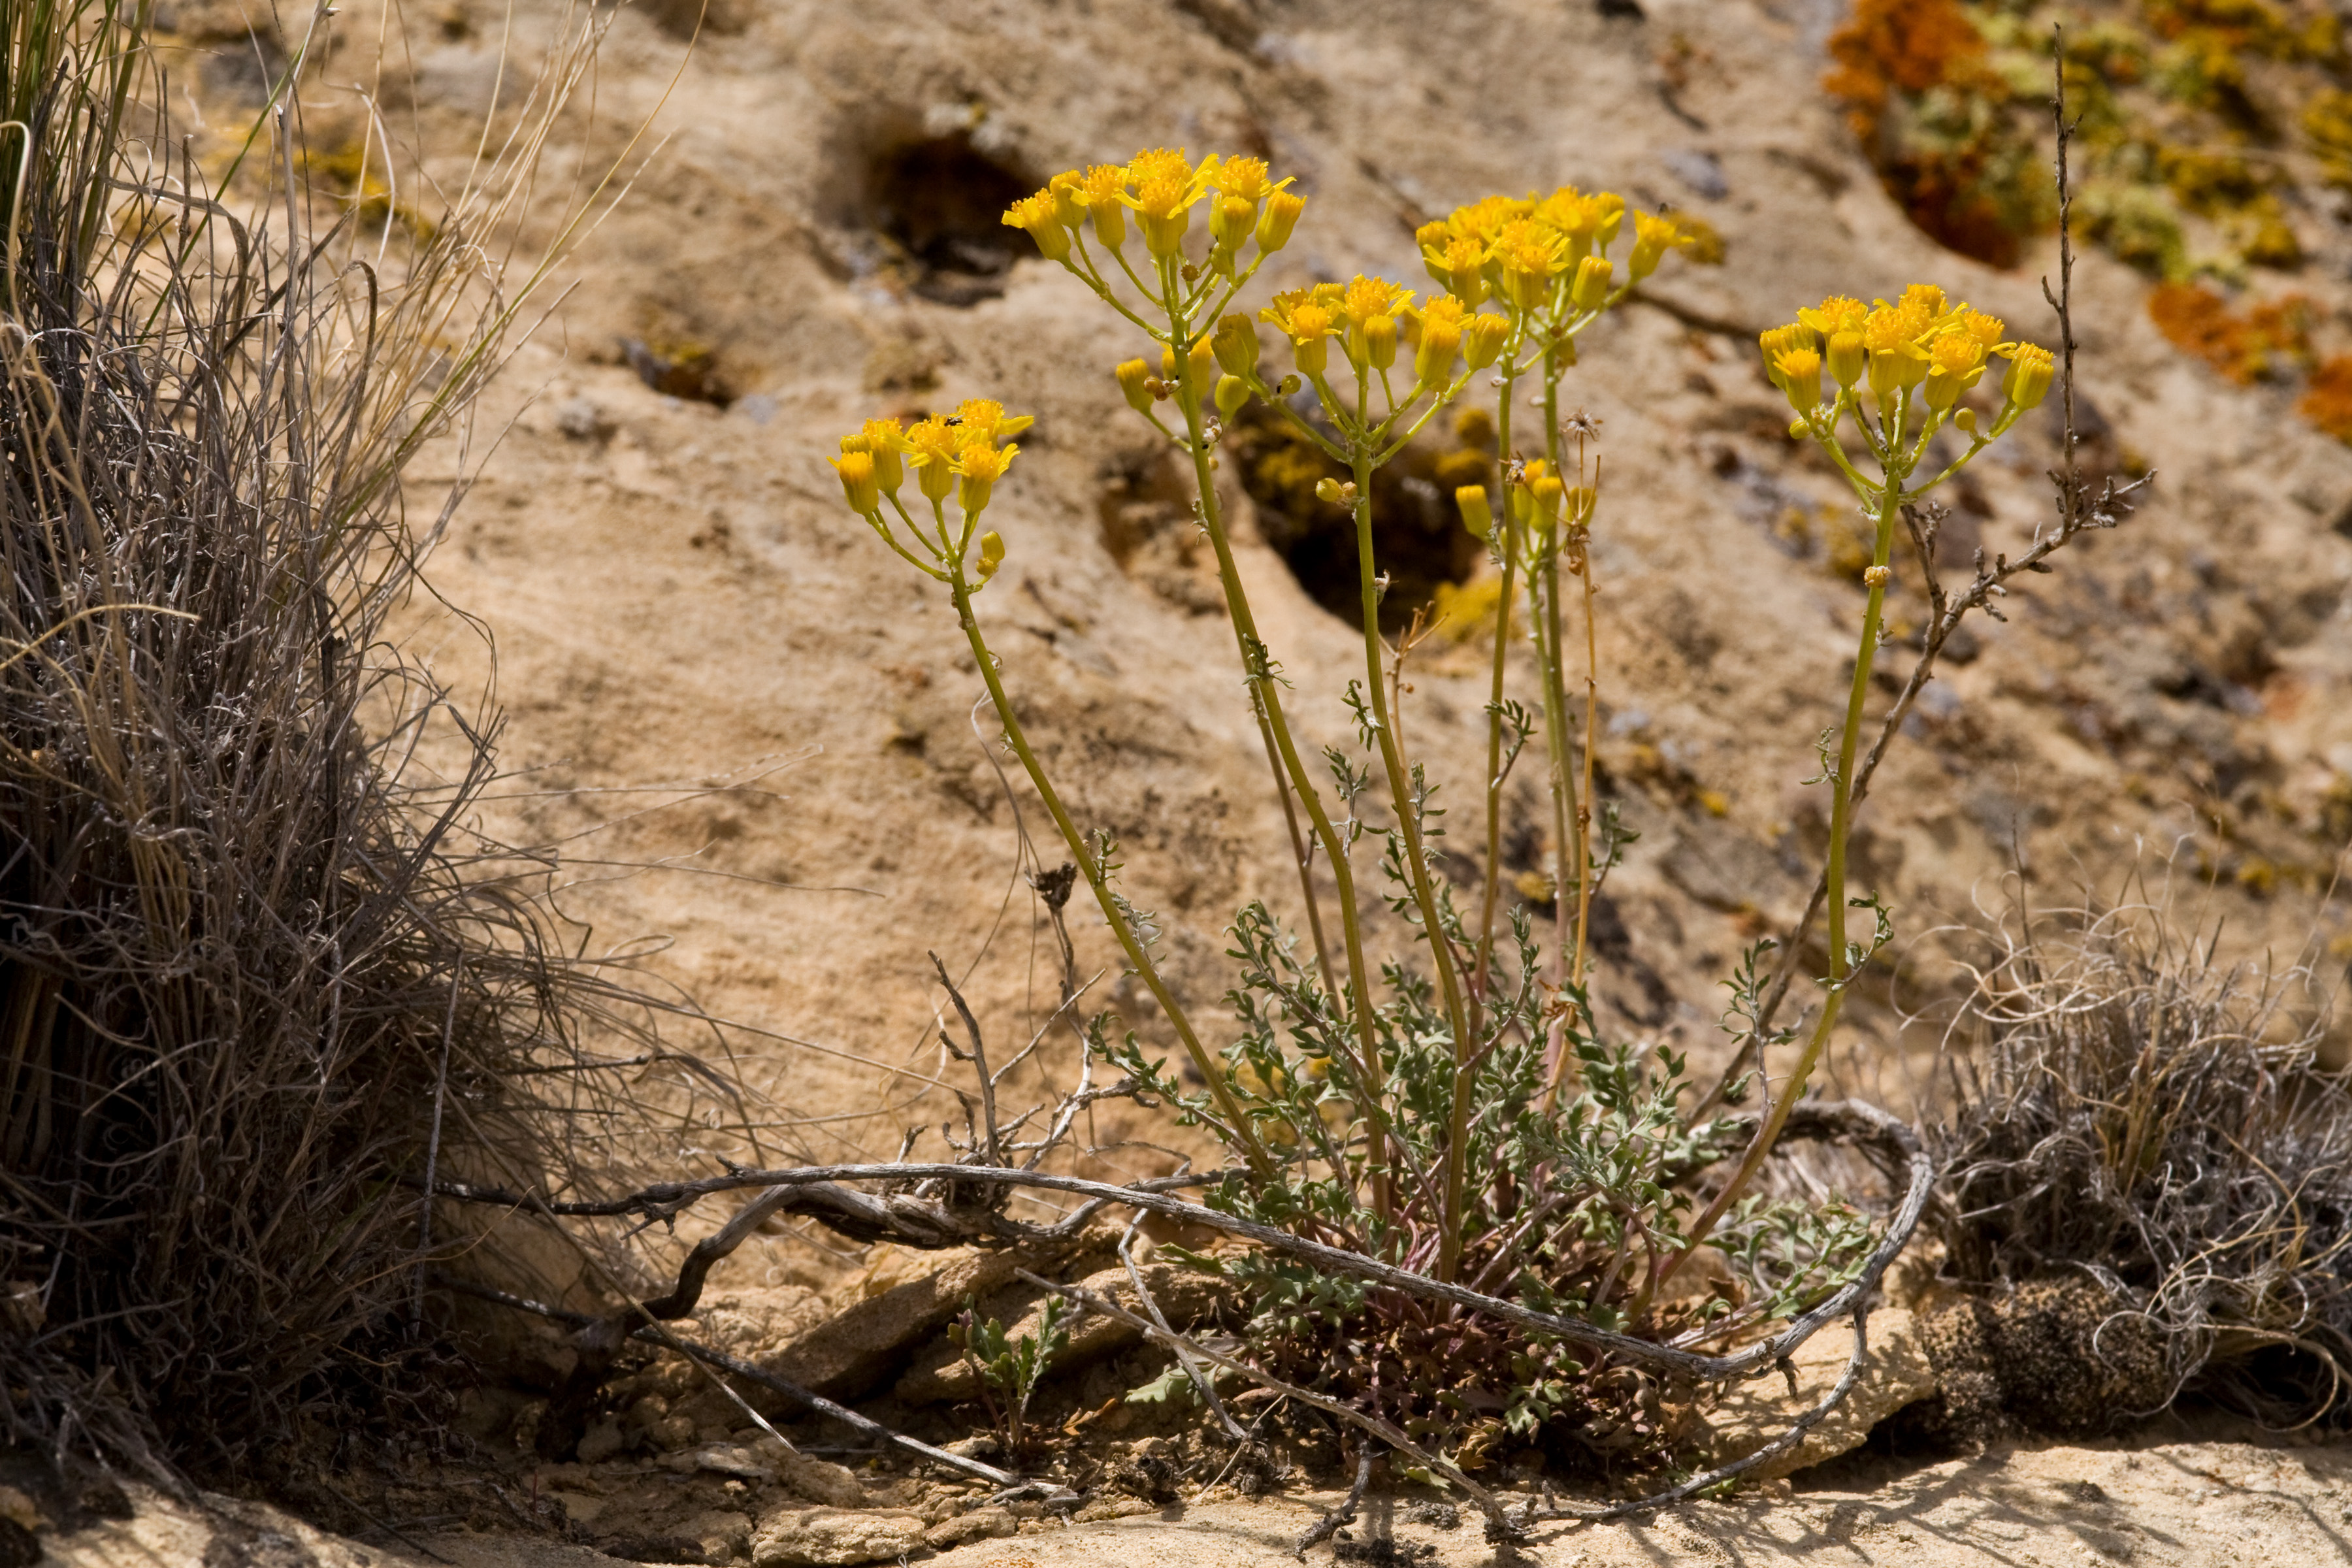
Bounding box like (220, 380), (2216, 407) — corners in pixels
(1348, 447), (1478, 1282)
(1570, 491), (1601, 999)
(1531, 534), (1580, 1110)
(1160, 283), (1394, 1223)
(947, 568), (1269, 1173)
(1661, 456), (1904, 1282)
(1471, 358), (1522, 1006)
(1254, 689), (1341, 1005)
(1533, 353), (1584, 1112)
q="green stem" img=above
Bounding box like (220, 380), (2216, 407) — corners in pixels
(1164, 306), (1396, 1224)
(1663, 460), (1904, 1279)
(947, 568), (1269, 1173)
(1349, 446), (1477, 1281)
(1469, 369), (1521, 1005)
(1531, 537), (1580, 1109)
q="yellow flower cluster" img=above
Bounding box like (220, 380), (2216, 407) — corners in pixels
(1256, 276), (1508, 391)
(1413, 186), (1688, 318)
(1761, 286), (2053, 424)
(829, 400), (1034, 580)
(1004, 148), (1305, 270)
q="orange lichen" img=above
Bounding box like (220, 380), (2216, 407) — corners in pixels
(2146, 282), (2313, 384)
(2297, 355), (2352, 441)
(1825, 0), (1990, 137)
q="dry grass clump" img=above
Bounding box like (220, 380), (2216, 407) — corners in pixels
(0, 0), (677, 1488)
(1923, 897), (2352, 1434)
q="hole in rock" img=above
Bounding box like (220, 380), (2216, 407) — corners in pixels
(867, 133), (1034, 306)
(1229, 399), (1490, 635)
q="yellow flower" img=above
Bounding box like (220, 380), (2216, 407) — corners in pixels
(1047, 170), (1086, 230)
(1210, 155), (1273, 203)
(2001, 342), (2055, 411)
(1126, 147), (1192, 187)
(1569, 253), (1613, 312)
(906, 416), (961, 502)
(1001, 190), (1069, 261)
(1080, 163), (1129, 249)
(857, 417), (906, 493)
(1341, 274), (1411, 331)
(952, 399), (1035, 448)
(1627, 210), (1691, 282)
(1213, 312), (1260, 376)
(1799, 295), (1869, 337)
(1132, 174), (1196, 259)
(1951, 306), (2006, 352)
(1922, 333), (1987, 410)
(1492, 220), (1563, 311)
(956, 440), (1019, 514)
(1456, 483), (1494, 539)
(1899, 282), (1948, 319)
(1863, 298), (1933, 395)
(1463, 311), (1511, 370)
(1115, 357), (1156, 414)
(1757, 323), (1814, 391)
(1363, 312), (1399, 370)
(1257, 189), (1306, 252)
(1264, 289), (1337, 376)
(1826, 331), (1866, 390)
(1416, 295), (1467, 385)
(829, 448), (879, 514)
(1777, 347), (1823, 414)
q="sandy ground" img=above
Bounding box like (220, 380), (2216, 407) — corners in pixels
(44, 1435), (2352, 1566)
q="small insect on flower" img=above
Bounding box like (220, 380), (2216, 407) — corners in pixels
(907, 416), (962, 503)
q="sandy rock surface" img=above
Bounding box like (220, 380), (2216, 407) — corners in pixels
(357, 0), (2352, 1232)
(46, 1439), (2352, 1567)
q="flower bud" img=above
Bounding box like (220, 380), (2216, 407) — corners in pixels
(1092, 197), (1126, 251)
(1190, 336), (1218, 391)
(1826, 331), (1866, 389)
(1777, 348), (1823, 414)
(1529, 473), (1565, 524)
(919, 452), (955, 504)
(1211, 193), (1256, 249)
(1049, 172), (1085, 231)
(977, 530), (1005, 581)
(2002, 344), (2054, 412)
(1363, 313), (1399, 371)
(1456, 484), (1494, 539)
(1256, 190), (1306, 252)
(1463, 312), (1511, 370)
(1294, 332), (1328, 378)
(829, 449), (879, 514)
(1416, 319), (1462, 386)
(1215, 374), (1251, 417)
(1116, 358), (1154, 415)
(1570, 255), (1612, 313)
(1213, 313), (1260, 376)
(1001, 192), (1070, 263)
(1954, 406), (1979, 434)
